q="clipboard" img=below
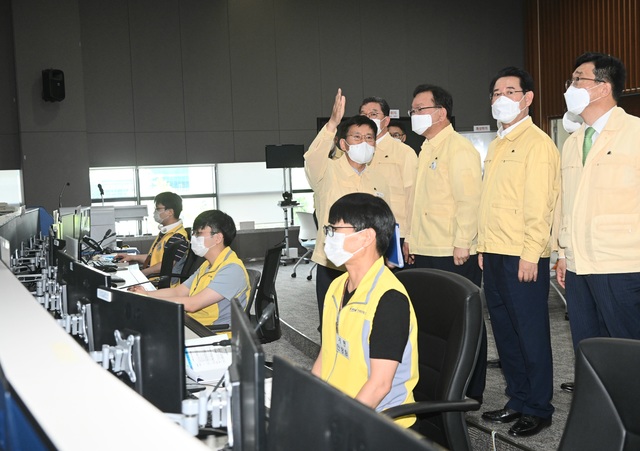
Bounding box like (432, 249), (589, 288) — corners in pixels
(385, 223), (404, 268)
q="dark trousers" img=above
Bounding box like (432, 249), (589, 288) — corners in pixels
(483, 254), (554, 418)
(565, 271), (640, 352)
(413, 254), (487, 399)
(315, 264), (345, 328)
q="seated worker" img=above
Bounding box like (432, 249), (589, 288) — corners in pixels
(130, 210), (250, 327)
(117, 192), (189, 285)
(311, 193), (418, 428)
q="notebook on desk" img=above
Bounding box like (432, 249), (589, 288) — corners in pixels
(184, 335), (232, 384)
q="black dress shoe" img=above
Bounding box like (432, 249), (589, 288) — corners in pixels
(481, 407), (521, 423)
(560, 381), (574, 393)
(487, 359), (502, 369)
(508, 415), (551, 437)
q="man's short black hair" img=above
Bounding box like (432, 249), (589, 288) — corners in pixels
(337, 115), (378, 141)
(328, 193), (394, 256)
(388, 120), (406, 134)
(193, 210), (236, 247)
(574, 52), (626, 102)
(489, 66), (535, 95)
(360, 96), (390, 117)
(412, 84), (453, 120)
(154, 192), (183, 219)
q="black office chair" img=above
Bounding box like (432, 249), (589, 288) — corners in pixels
(384, 268), (483, 451)
(253, 243), (284, 344)
(245, 268), (262, 318)
(149, 239), (196, 289)
(558, 337), (640, 451)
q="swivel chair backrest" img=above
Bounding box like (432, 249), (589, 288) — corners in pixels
(395, 268), (482, 451)
(254, 243), (285, 343)
(296, 212), (317, 243)
(559, 337), (640, 451)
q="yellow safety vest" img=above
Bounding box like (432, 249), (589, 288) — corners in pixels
(320, 257), (418, 428)
(187, 247), (250, 327)
(147, 223), (188, 268)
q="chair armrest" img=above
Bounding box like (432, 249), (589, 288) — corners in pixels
(383, 398), (481, 419)
(206, 323), (230, 331)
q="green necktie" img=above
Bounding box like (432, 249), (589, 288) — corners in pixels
(582, 127), (595, 165)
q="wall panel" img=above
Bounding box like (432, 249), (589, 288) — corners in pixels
(526, 0), (640, 132)
(129, 0), (185, 132)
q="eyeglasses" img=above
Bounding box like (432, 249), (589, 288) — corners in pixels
(360, 110), (385, 119)
(155, 207), (166, 212)
(565, 77), (605, 90)
(346, 134), (376, 144)
(323, 225), (354, 237)
(408, 106), (440, 116)
(390, 132), (405, 139)
(490, 90), (525, 100)
(192, 230), (219, 238)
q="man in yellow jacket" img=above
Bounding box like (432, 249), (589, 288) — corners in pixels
(555, 53), (640, 387)
(312, 193), (418, 429)
(304, 89), (391, 328)
(478, 67), (560, 437)
(405, 84), (486, 403)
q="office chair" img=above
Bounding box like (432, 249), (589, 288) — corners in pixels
(205, 247), (282, 341)
(383, 268), (483, 451)
(151, 241), (205, 289)
(558, 337), (640, 451)
(291, 211), (317, 281)
(253, 243), (285, 343)
(245, 268), (262, 317)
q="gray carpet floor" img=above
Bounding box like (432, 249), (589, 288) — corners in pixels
(249, 258), (574, 451)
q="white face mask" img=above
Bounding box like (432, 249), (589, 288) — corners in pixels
(491, 95), (525, 124)
(370, 118), (381, 136)
(153, 210), (166, 225)
(190, 235), (212, 257)
(411, 113), (433, 135)
(345, 142), (375, 165)
(324, 230), (364, 267)
(564, 85), (603, 115)
(562, 111), (583, 133)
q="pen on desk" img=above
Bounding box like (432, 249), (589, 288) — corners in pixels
(117, 281), (149, 290)
(119, 275), (169, 290)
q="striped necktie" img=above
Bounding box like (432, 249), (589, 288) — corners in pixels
(582, 127), (595, 165)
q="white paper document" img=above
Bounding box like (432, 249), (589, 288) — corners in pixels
(184, 335), (232, 383)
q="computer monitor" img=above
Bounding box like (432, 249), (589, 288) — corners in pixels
(90, 288), (186, 413)
(56, 250), (110, 314)
(227, 297), (266, 451)
(267, 356), (442, 451)
(265, 144), (305, 169)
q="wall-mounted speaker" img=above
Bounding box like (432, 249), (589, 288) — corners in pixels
(42, 69), (65, 102)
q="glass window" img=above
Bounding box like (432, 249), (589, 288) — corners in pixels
(138, 166), (215, 198)
(217, 162), (284, 226)
(90, 168), (136, 200)
(0, 170), (23, 206)
(89, 162), (313, 231)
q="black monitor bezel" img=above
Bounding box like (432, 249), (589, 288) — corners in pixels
(265, 144), (305, 169)
(90, 287), (186, 413)
(228, 297), (266, 450)
(267, 356), (438, 451)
